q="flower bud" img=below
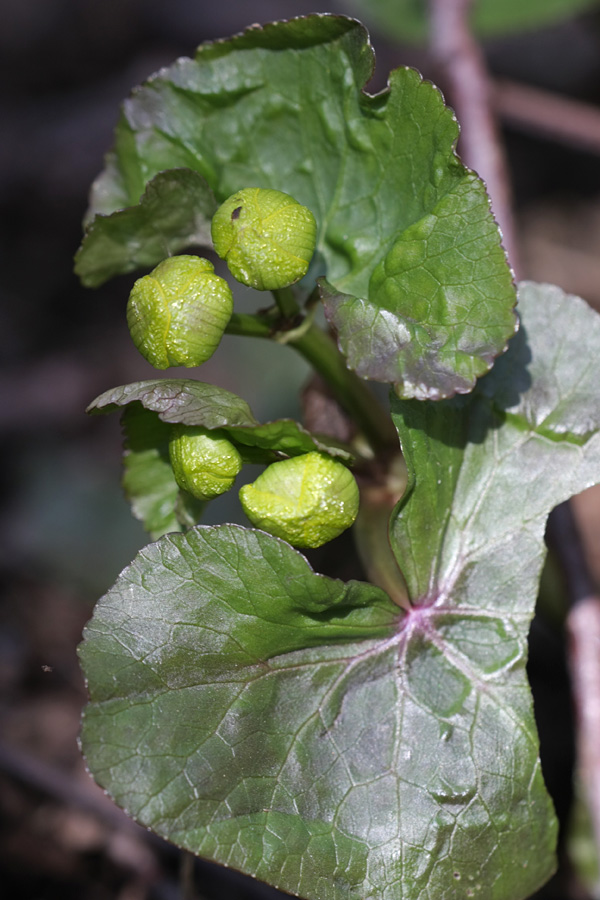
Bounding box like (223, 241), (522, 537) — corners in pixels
(127, 255), (233, 369)
(169, 425), (242, 500)
(239, 451), (359, 548)
(211, 188), (317, 291)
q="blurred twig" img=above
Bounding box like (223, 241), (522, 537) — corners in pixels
(429, 0), (600, 864)
(547, 504), (600, 856)
(0, 740), (182, 897)
(429, 0), (520, 274)
(494, 79), (600, 158)
(0, 739), (151, 837)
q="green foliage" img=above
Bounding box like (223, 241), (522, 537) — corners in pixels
(74, 169), (217, 288)
(346, 0), (600, 44)
(79, 282), (600, 900)
(88, 378), (353, 460)
(75, 12), (600, 900)
(75, 15), (516, 399)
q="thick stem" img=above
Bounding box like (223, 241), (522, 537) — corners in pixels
(272, 286), (300, 319)
(226, 314), (396, 453)
(226, 311), (274, 338)
(354, 454), (410, 609)
(292, 324), (397, 453)
(429, 0), (520, 275)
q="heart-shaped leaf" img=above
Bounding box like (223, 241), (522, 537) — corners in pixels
(80, 284), (600, 899)
(75, 15), (516, 398)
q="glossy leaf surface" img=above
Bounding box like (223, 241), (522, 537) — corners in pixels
(320, 171), (514, 399)
(80, 284), (600, 899)
(75, 15), (516, 398)
(89, 378), (353, 460)
(346, 0), (600, 43)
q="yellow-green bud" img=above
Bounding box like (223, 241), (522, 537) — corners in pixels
(211, 188), (317, 291)
(169, 425), (242, 500)
(239, 451), (359, 549)
(127, 255), (233, 369)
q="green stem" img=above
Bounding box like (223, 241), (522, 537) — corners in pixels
(353, 455), (410, 609)
(292, 325), (396, 452)
(225, 312), (396, 452)
(226, 312), (274, 338)
(272, 286), (300, 319)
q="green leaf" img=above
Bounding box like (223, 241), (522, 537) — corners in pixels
(345, 0), (600, 44)
(89, 378), (353, 460)
(75, 169), (217, 288)
(89, 378), (258, 426)
(321, 172), (515, 398)
(79, 283), (600, 899)
(76, 15), (516, 397)
(79, 524), (552, 900)
(390, 281), (600, 602)
(121, 405), (205, 539)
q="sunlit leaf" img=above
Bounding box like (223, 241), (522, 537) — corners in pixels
(89, 378), (353, 460)
(76, 15), (516, 397)
(75, 169), (216, 288)
(80, 284), (600, 899)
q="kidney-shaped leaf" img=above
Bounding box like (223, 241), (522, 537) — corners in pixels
(76, 15), (516, 398)
(80, 284), (600, 899)
(80, 524), (552, 900)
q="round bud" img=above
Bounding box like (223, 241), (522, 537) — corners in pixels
(127, 255), (233, 369)
(211, 188), (317, 291)
(169, 425), (242, 501)
(239, 451), (359, 549)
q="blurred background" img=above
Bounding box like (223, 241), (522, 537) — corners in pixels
(2, 1), (600, 897)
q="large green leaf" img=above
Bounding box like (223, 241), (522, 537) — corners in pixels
(75, 15), (516, 399)
(345, 0), (600, 43)
(390, 281), (600, 601)
(320, 171), (513, 399)
(89, 378), (353, 460)
(80, 283), (600, 899)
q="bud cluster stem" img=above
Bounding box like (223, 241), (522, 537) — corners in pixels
(226, 312), (395, 452)
(289, 325), (397, 453)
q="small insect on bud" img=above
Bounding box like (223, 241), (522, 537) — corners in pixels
(169, 425), (243, 501)
(127, 255), (233, 369)
(239, 451), (359, 549)
(211, 188), (317, 291)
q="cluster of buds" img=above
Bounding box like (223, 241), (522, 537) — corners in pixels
(124, 188), (358, 549)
